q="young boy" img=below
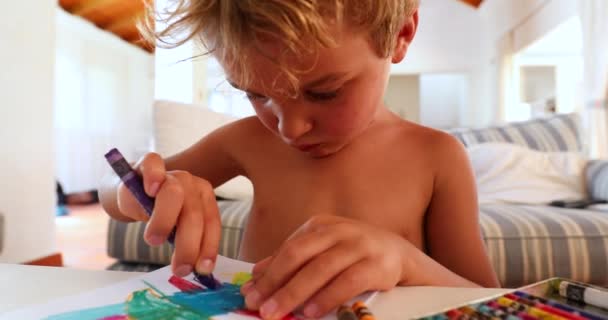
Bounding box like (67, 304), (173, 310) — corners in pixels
(100, 1), (499, 318)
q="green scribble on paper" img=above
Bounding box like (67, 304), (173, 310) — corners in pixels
(126, 289), (206, 319)
(45, 289), (204, 320)
(45, 303), (126, 320)
(231, 272), (252, 286)
(45, 280), (247, 320)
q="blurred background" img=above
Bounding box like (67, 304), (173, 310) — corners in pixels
(0, 0), (606, 270)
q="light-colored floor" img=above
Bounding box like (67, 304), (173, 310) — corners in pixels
(56, 204), (116, 270)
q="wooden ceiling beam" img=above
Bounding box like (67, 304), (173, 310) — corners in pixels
(132, 39), (155, 53)
(104, 11), (143, 33)
(72, 0), (122, 16)
(58, 0), (85, 11)
(114, 24), (141, 40)
(459, 0), (484, 8)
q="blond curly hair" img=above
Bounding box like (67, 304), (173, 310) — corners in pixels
(141, 0), (418, 94)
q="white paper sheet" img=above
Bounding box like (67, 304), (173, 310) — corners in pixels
(1, 255), (374, 320)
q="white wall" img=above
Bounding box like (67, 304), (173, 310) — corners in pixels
(153, 0), (204, 104)
(385, 75), (420, 122)
(476, 0), (578, 124)
(479, 0), (548, 46)
(0, 2), (57, 263)
(155, 44), (196, 104)
(388, 0), (488, 127)
(420, 74), (469, 129)
(55, 9), (155, 192)
(392, 0), (485, 75)
(515, 16), (583, 116)
(389, 0), (579, 127)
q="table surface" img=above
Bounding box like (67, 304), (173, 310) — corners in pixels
(0, 263), (511, 319)
(0, 264), (143, 315)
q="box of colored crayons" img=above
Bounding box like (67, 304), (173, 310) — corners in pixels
(417, 278), (608, 320)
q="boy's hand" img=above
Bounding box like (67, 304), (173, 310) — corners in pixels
(116, 152), (222, 277)
(240, 215), (411, 319)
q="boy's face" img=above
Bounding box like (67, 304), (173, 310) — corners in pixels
(224, 25), (393, 158)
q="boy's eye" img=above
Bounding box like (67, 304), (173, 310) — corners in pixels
(306, 89), (339, 101)
(245, 92), (268, 102)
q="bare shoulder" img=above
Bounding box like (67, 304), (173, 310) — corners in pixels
(210, 115), (278, 163)
(213, 116), (270, 139)
(205, 115), (274, 154)
(393, 119), (465, 160)
(165, 115), (271, 184)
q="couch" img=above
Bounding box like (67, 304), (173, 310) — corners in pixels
(106, 103), (608, 288)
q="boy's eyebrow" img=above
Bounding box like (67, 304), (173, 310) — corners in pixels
(226, 72), (347, 94)
(227, 80), (265, 97)
(227, 80), (244, 90)
(303, 72), (348, 88)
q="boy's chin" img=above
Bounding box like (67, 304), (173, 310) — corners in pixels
(302, 143), (346, 158)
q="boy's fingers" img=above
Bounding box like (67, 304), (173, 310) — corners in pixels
(116, 182), (149, 221)
(172, 173), (205, 277)
(252, 256), (273, 278)
(257, 244), (362, 320)
(244, 227), (346, 310)
(242, 256), (272, 295)
(137, 152), (166, 197)
(301, 261), (371, 318)
(195, 179), (221, 274)
(144, 174), (183, 246)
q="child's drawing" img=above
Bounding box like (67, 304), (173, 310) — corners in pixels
(45, 271), (296, 320)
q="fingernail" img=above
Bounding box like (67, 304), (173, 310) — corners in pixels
(251, 272), (261, 281)
(241, 281), (254, 295)
(245, 289), (262, 309)
(303, 303), (319, 318)
(149, 182), (160, 196)
(196, 259), (214, 274)
(147, 235), (164, 246)
(260, 298), (278, 319)
(175, 265), (192, 277)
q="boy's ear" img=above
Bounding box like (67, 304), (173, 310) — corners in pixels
(392, 10), (419, 64)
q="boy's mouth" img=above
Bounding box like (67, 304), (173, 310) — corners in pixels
(295, 143), (321, 152)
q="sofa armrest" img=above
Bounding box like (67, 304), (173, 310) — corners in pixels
(586, 160), (608, 200)
(107, 200), (252, 265)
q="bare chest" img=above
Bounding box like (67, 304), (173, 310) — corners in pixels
(238, 145), (434, 262)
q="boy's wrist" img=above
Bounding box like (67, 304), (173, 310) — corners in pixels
(397, 240), (481, 288)
(398, 238), (426, 286)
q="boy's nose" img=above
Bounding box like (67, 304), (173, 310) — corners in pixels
(277, 112), (313, 143)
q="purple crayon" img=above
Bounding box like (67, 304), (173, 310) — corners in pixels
(104, 148), (221, 290)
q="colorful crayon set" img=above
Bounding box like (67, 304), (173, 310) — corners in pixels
(338, 301), (376, 320)
(419, 279), (608, 320)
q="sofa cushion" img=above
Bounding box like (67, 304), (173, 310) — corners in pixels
(108, 199), (608, 288)
(468, 143), (588, 205)
(153, 100), (254, 200)
(586, 160), (608, 201)
(480, 204), (608, 288)
(107, 200), (251, 265)
(448, 113), (582, 153)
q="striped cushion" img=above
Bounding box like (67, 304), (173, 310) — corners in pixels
(480, 204), (608, 288)
(448, 113), (582, 152)
(587, 160), (608, 201)
(107, 200), (251, 265)
(107, 261), (165, 272)
(108, 200), (608, 288)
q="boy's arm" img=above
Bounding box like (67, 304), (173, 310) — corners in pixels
(164, 119), (247, 185)
(414, 133), (499, 287)
(99, 119), (246, 221)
